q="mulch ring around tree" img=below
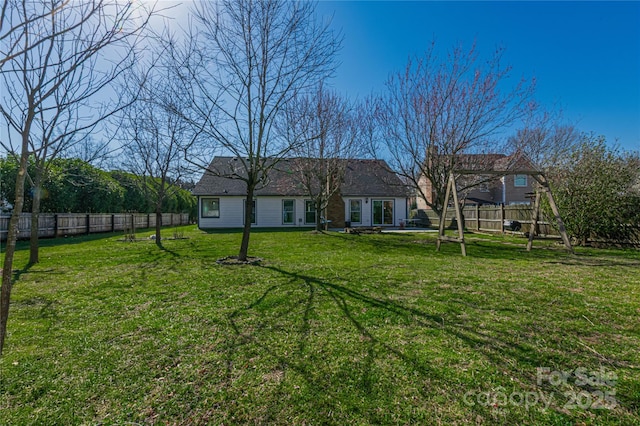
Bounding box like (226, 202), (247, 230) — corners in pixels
(216, 256), (263, 265)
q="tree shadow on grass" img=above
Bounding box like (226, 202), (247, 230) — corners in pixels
(219, 264), (602, 423)
(461, 239), (640, 267)
(324, 231), (429, 257)
(156, 241), (181, 258)
(325, 230), (580, 263)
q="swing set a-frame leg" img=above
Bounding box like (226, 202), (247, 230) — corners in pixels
(545, 188), (574, 254)
(527, 191), (541, 251)
(529, 174), (574, 254)
(437, 172), (466, 256)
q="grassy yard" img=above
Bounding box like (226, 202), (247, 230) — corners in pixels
(0, 227), (638, 425)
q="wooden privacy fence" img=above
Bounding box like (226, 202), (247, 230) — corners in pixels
(419, 205), (559, 236)
(0, 212), (190, 241)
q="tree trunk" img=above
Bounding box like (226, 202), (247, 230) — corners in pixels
(238, 185), (255, 261)
(29, 169), (44, 265)
(315, 198), (323, 232)
(155, 208), (162, 247)
(1, 150), (30, 356)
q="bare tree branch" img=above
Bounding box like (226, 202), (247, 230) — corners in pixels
(0, 0), (156, 356)
(283, 83), (362, 230)
(117, 33), (203, 246)
(377, 42), (534, 217)
(507, 103), (580, 171)
(184, 0), (340, 260)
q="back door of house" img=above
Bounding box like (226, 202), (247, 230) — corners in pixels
(372, 200), (394, 225)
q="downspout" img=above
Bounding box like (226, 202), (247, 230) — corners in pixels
(197, 196), (201, 229)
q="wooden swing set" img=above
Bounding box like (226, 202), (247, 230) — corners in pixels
(436, 170), (574, 256)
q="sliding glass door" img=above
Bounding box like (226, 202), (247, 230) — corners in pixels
(372, 200), (394, 225)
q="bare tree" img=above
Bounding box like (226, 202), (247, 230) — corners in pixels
(357, 95), (383, 158)
(1, 0), (72, 70)
(1, 0), (155, 264)
(507, 104), (580, 171)
(118, 38), (201, 247)
(0, 0), (154, 356)
(377, 42), (534, 218)
(184, 0), (340, 260)
(284, 83), (361, 231)
(61, 135), (114, 169)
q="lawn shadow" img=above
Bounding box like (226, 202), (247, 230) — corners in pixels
(324, 231), (437, 257)
(156, 240), (181, 258)
(12, 295), (60, 324)
(10, 264), (34, 283)
(459, 239), (574, 261)
(221, 264), (593, 422)
(461, 238), (640, 267)
(323, 230), (581, 262)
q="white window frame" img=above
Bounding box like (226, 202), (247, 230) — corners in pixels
(282, 199), (295, 225)
(304, 200), (316, 225)
(514, 174), (528, 187)
(372, 199), (394, 225)
(349, 199), (362, 224)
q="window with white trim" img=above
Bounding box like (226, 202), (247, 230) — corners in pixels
(282, 199), (295, 224)
(514, 175), (528, 187)
(201, 198), (220, 218)
(349, 199), (362, 223)
(244, 199), (256, 224)
(304, 200), (316, 224)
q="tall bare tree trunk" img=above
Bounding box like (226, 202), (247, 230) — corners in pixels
(1, 0), (155, 357)
(238, 185), (255, 261)
(29, 168), (44, 264)
(155, 208), (162, 247)
(1, 139), (30, 356)
(187, 1), (339, 260)
(315, 198), (323, 232)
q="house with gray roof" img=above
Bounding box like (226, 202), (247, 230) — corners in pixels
(192, 157), (410, 228)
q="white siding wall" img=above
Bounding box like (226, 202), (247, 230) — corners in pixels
(198, 196), (244, 228)
(198, 196), (311, 228)
(395, 197), (408, 226)
(200, 196), (408, 228)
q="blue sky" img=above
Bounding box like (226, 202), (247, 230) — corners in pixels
(314, 1), (640, 151)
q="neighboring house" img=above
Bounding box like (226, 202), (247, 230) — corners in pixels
(193, 157), (410, 228)
(0, 199), (12, 213)
(416, 153), (536, 209)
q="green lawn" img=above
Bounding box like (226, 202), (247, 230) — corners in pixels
(1, 227), (638, 425)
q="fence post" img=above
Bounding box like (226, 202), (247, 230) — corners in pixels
(475, 204), (479, 231)
(0, 212), (193, 240)
(499, 204), (505, 234)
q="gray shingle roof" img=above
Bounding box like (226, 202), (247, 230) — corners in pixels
(192, 157), (410, 197)
(440, 153), (535, 172)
